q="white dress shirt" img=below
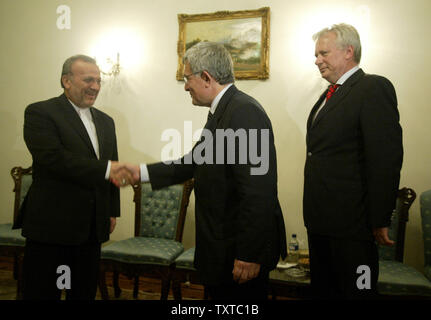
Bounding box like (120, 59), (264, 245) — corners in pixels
(69, 100), (111, 180)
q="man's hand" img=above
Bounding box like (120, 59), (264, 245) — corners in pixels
(232, 259), (261, 284)
(110, 217), (116, 233)
(110, 162), (140, 187)
(373, 227), (395, 246)
(123, 163), (140, 183)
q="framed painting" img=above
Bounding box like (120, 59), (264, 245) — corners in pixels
(177, 7), (270, 81)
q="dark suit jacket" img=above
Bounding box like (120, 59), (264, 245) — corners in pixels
(303, 69), (403, 240)
(147, 85), (287, 285)
(15, 94), (120, 245)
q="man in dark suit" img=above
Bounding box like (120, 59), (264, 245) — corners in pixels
(304, 24), (403, 298)
(117, 42), (287, 300)
(17, 55), (127, 300)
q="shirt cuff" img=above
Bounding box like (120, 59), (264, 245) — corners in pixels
(105, 160), (111, 180)
(140, 164), (150, 182)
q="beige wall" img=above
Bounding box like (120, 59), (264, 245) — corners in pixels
(1, 0), (430, 272)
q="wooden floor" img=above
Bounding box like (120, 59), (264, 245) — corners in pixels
(0, 256), (205, 300)
(0, 256), (295, 300)
(104, 271), (206, 300)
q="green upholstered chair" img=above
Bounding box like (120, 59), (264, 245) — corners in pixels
(99, 180), (193, 300)
(171, 247), (208, 300)
(377, 187), (431, 297)
(420, 190), (431, 282)
(0, 166), (32, 299)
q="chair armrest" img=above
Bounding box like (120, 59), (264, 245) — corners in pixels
(425, 265), (431, 282)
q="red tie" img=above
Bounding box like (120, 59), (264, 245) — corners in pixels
(326, 84), (340, 100)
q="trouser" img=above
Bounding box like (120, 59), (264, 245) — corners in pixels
(307, 232), (379, 299)
(23, 238), (101, 300)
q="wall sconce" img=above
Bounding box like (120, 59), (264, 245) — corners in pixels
(90, 27), (144, 80)
(99, 52), (121, 77)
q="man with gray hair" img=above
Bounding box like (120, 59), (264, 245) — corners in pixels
(117, 42), (287, 300)
(303, 23), (403, 298)
(17, 54), (129, 299)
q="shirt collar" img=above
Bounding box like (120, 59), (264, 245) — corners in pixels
(336, 65), (360, 85)
(68, 99), (91, 117)
(210, 83), (233, 115)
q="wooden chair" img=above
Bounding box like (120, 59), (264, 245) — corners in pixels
(171, 247), (208, 300)
(420, 189), (431, 282)
(377, 187), (431, 297)
(0, 166), (32, 299)
(99, 180), (194, 300)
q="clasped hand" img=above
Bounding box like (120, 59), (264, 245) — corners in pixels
(109, 161), (140, 187)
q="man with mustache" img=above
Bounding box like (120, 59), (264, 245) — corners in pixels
(17, 55), (128, 299)
(303, 23), (403, 298)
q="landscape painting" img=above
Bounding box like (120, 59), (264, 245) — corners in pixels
(177, 8), (270, 80)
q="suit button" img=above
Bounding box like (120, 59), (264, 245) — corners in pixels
(307, 152), (312, 157)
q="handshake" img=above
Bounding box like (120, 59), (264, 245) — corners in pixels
(109, 161), (141, 187)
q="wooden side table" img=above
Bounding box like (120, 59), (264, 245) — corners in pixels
(269, 251), (311, 299)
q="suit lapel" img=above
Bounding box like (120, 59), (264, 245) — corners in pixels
(59, 94), (98, 159)
(207, 84), (238, 133)
(307, 92), (327, 130)
(311, 69), (365, 128)
(193, 85), (237, 153)
(90, 108), (105, 159)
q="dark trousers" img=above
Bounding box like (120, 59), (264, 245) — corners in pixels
(23, 238), (101, 300)
(206, 270), (269, 300)
(307, 233), (379, 299)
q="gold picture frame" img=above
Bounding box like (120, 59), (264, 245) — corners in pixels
(177, 7), (270, 81)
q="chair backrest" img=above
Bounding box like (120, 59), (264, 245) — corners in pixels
(378, 187), (416, 262)
(10, 166), (33, 225)
(132, 180), (194, 241)
(420, 189), (431, 267)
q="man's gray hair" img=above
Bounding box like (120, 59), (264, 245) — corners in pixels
(313, 23), (362, 63)
(61, 54), (98, 88)
(184, 42), (235, 84)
